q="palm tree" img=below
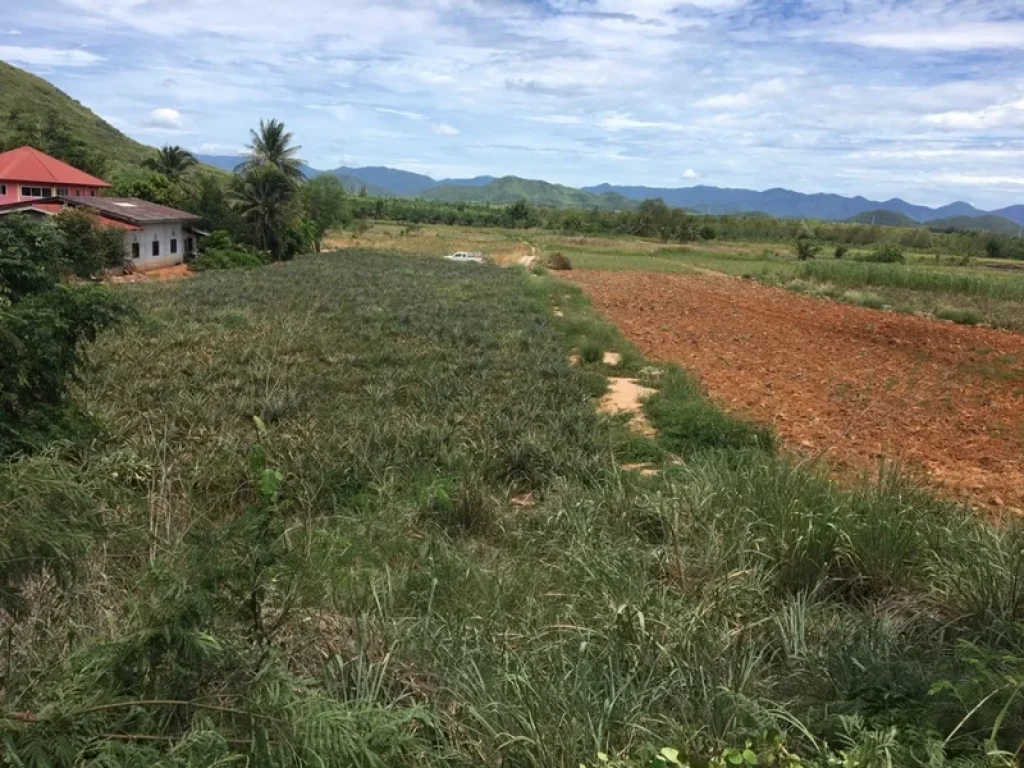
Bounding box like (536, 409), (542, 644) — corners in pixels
(143, 145), (197, 180)
(231, 163), (294, 260)
(236, 119), (305, 183)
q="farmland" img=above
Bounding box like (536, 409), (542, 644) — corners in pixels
(3, 237), (1024, 764)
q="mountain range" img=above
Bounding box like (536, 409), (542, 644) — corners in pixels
(195, 154), (1024, 229)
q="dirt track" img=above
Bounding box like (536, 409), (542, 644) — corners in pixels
(566, 270), (1024, 513)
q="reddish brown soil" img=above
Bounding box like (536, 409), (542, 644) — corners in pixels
(566, 270), (1024, 513)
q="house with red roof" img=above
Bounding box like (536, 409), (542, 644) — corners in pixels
(0, 145), (110, 203)
(0, 146), (203, 272)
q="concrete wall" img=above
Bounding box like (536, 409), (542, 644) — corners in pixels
(0, 182), (103, 205)
(123, 221), (196, 272)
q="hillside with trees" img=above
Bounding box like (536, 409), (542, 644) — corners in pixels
(0, 60), (150, 170)
(423, 176), (637, 210)
(846, 209), (919, 227)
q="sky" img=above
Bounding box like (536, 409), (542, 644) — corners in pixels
(3, 0), (1024, 209)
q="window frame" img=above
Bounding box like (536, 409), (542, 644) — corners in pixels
(170, 238), (178, 255)
(152, 240), (160, 257)
(131, 242), (140, 259)
(56, 187), (70, 197)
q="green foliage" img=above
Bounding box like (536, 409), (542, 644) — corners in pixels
(237, 118), (305, 183)
(834, 244), (849, 260)
(423, 175), (635, 211)
(547, 250), (573, 270)
(645, 367), (774, 454)
(111, 166), (177, 205)
(0, 214), (133, 454)
(794, 238), (821, 261)
(841, 290), (885, 309)
(300, 174), (350, 251)
(935, 306), (983, 325)
(143, 145), (197, 180)
(53, 207), (125, 276)
(861, 244), (906, 263)
(231, 163), (298, 260)
(797, 260), (1024, 301)
(3, 252), (1024, 766)
(0, 60), (150, 166)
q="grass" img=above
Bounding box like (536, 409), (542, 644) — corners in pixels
(798, 259), (1024, 302)
(9, 247), (1024, 764)
(936, 306), (984, 326)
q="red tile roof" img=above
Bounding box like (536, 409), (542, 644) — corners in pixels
(0, 146), (110, 188)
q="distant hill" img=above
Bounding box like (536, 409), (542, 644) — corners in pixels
(846, 210), (920, 227)
(582, 183), (1005, 224)
(438, 175), (496, 187)
(423, 176), (636, 210)
(0, 60), (151, 165)
(327, 166), (435, 196)
(992, 205), (1024, 227)
(927, 215), (1022, 236)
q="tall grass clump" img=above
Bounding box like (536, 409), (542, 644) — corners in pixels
(798, 259), (1024, 301)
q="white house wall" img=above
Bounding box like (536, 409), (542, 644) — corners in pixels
(123, 221), (194, 272)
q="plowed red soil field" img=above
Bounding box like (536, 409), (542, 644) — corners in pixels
(565, 270), (1024, 513)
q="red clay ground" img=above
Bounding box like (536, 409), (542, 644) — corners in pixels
(565, 270), (1024, 513)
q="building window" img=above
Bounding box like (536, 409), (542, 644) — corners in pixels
(131, 242), (140, 259)
(90, 190), (97, 197)
(76, 190), (82, 197)
(185, 237), (194, 255)
(170, 238), (178, 254)
(57, 187), (70, 197)
(0, 184), (6, 196)
(21, 186), (52, 198)
(152, 240), (160, 257)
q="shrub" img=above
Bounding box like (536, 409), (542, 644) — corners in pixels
(793, 238), (820, 261)
(936, 306), (982, 325)
(192, 248), (266, 271)
(861, 244), (905, 263)
(841, 290), (885, 309)
(834, 244), (849, 260)
(580, 340), (604, 364)
(547, 251), (573, 271)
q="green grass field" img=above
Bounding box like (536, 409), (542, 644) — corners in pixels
(346, 222), (1024, 331)
(4, 249), (1023, 765)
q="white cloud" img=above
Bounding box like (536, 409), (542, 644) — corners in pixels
(433, 123), (459, 136)
(6, 30), (23, 36)
(144, 107), (184, 129)
(682, 168), (699, 179)
(307, 104), (355, 122)
(599, 112), (684, 131)
(0, 45), (100, 66)
(932, 174), (1024, 187)
(375, 107), (425, 120)
(835, 22), (1024, 51)
(925, 100), (1024, 131)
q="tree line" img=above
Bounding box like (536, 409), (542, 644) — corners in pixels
(348, 195), (1024, 260)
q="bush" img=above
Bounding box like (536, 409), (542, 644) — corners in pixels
(936, 306), (982, 325)
(834, 244), (849, 260)
(579, 340), (604, 364)
(793, 239), (820, 261)
(841, 290), (885, 309)
(861, 244), (905, 263)
(547, 251), (573, 271)
(193, 248), (266, 271)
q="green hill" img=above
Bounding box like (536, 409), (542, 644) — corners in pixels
(0, 60), (151, 166)
(846, 209), (919, 227)
(422, 176), (636, 211)
(927, 215), (1022, 236)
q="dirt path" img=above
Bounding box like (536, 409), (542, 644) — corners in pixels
(565, 270), (1024, 513)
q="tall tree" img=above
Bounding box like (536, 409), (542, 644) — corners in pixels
(300, 175), (348, 251)
(143, 145), (197, 180)
(231, 164), (295, 260)
(237, 119), (305, 183)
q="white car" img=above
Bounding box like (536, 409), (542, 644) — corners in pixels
(447, 251), (485, 264)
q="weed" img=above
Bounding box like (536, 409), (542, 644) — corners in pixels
(547, 251), (573, 270)
(936, 306), (983, 325)
(580, 339), (605, 364)
(841, 290), (885, 309)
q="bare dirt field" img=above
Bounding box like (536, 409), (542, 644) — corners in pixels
(565, 270), (1024, 513)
